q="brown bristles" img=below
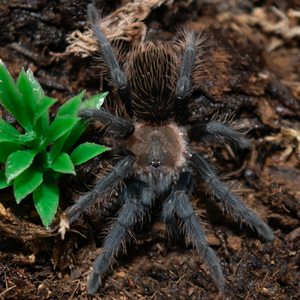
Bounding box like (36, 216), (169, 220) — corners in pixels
(124, 41), (179, 123)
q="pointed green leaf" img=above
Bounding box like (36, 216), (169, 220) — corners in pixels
(46, 116), (80, 145)
(17, 68), (36, 124)
(49, 131), (70, 162)
(34, 96), (57, 124)
(49, 90), (85, 161)
(49, 152), (76, 175)
(13, 168), (43, 203)
(70, 142), (109, 166)
(37, 150), (49, 170)
(60, 92), (107, 154)
(80, 92), (108, 110)
(5, 149), (37, 183)
(33, 109), (49, 139)
(33, 181), (59, 227)
(60, 119), (90, 154)
(0, 60), (32, 131)
(17, 131), (37, 143)
(0, 118), (36, 143)
(0, 169), (13, 189)
(0, 133), (17, 142)
(0, 117), (21, 136)
(57, 90), (85, 117)
(0, 60), (22, 113)
(26, 69), (44, 101)
(0, 141), (25, 163)
(0, 119), (37, 144)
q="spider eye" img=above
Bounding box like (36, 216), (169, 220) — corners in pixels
(151, 160), (162, 168)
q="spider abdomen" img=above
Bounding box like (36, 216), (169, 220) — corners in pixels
(124, 42), (179, 123)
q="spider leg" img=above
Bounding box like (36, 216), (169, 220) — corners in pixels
(67, 153), (136, 224)
(87, 180), (154, 295)
(188, 121), (252, 148)
(175, 32), (197, 100)
(87, 4), (132, 115)
(190, 153), (275, 241)
(164, 172), (225, 291)
(79, 109), (135, 137)
(161, 198), (181, 240)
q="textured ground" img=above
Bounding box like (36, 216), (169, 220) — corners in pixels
(0, 0), (300, 299)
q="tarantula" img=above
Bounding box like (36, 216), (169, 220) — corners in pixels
(67, 4), (275, 295)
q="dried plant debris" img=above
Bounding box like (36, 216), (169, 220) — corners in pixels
(0, 203), (57, 242)
(214, 5), (300, 99)
(65, 0), (174, 57)
(258, 120), (300, 159)
(218, 7), (300, 46)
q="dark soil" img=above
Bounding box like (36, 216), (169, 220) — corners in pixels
(1, 0), (300, 299)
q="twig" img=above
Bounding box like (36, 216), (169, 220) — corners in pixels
(4, 272), (8, 290)
(150, 291), (158, 299)
(270, 6), (289, 22)
(8, 43), (48, 66)
(233, 258), (244, 271)
(175, 274), (186, 286)
(68, 280), (80, 300)
(0, 286), (16, 297)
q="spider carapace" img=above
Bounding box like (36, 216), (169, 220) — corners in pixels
(67, 3), (274, 295)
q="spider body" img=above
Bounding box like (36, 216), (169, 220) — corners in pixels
(67, 4), (275, 295)
(126, 123), (187, 172)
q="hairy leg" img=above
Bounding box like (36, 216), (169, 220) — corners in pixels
(190, 153), (274, 241)
(161, 198), (181, 241)
(87, 4), (132, 115)
(175, 32), (197, 99)
(79, 109), (134, 137)
(87, 180), (154, 295)
(67, 153), (136, 224)
(188, 121), (252, 148)
(164, 172), (225, 291)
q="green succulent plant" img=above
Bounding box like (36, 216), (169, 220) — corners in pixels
(0, 60), (109, 227)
